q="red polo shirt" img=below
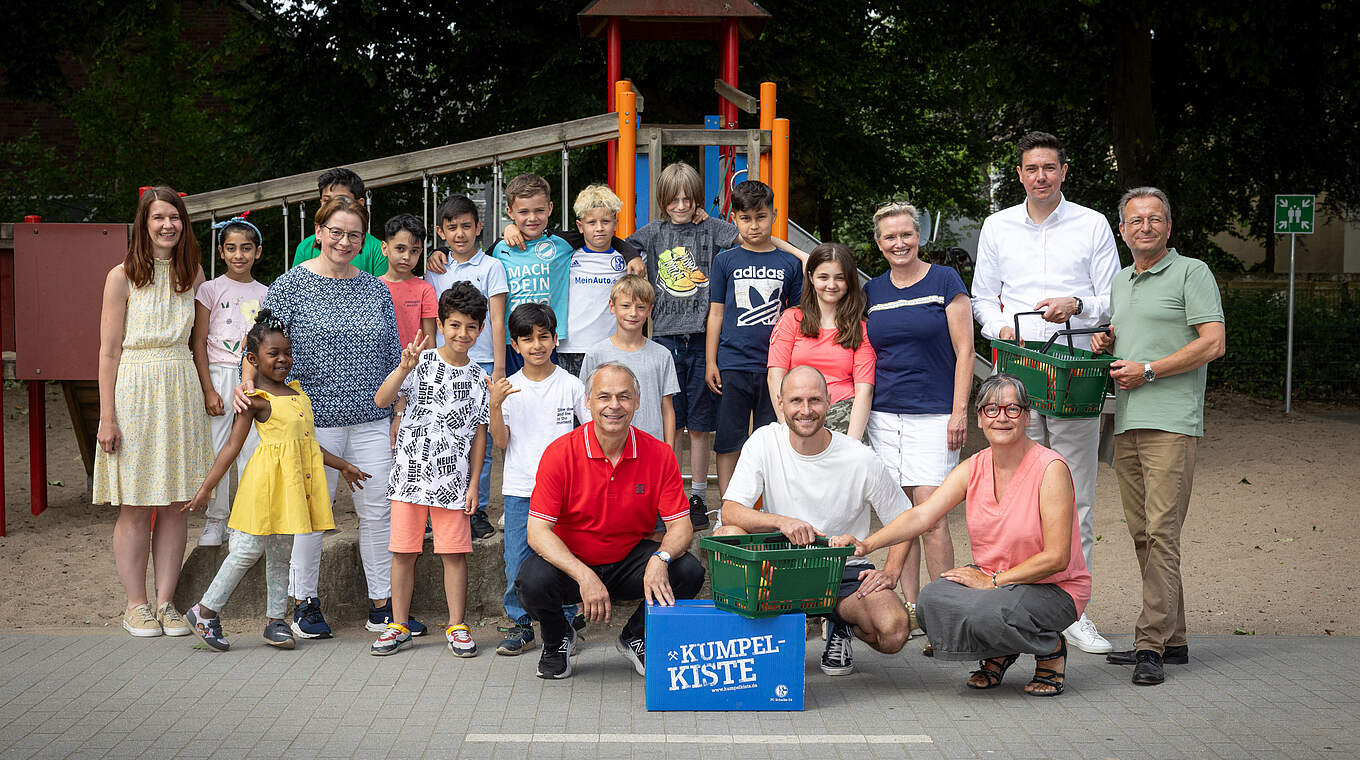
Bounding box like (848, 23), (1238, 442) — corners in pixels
(529, 422), (689, 565)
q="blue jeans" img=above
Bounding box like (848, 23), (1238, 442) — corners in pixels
(475, 362), (494, 517)
(502, 495), (577, 625)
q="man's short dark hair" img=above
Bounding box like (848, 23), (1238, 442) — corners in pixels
(1016, 132), (1067, 166)
(438, 281), (487, 324)
(730, 180), (775, 213)
(437, 194), (480, 226)
(508, 302), (557, 341)
(316, 167), (366, 198)
(383, 213), (426, 243)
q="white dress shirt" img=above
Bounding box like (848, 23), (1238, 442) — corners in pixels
(971, 195), (1120, 350)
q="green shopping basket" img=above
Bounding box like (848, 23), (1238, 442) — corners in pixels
(991, 311), (1115, 419)
(700, 532), (854, 619)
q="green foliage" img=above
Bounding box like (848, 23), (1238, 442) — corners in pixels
(1210, 284), (1360, 402)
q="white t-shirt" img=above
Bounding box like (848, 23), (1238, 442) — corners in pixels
(723, 422), (911, 564)
(557, 247), (627, 354)
(388, 352), (490, 509)
(500, 366), (591, 497)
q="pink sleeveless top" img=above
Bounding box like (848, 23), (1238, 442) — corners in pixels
(966, 444), (1091, 616)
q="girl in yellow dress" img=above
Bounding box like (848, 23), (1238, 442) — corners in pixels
(183, 310), (370, 651)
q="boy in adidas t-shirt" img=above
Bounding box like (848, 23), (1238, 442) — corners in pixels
(488, 303), (587, 656)
(705, 180), (803, 498)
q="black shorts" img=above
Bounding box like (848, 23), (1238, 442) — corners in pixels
(837, 562), (876, 600)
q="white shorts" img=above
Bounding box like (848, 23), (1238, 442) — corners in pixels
(866, 411), (959, 488)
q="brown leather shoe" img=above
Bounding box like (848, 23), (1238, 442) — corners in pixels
(1107, 644), (1188, 665)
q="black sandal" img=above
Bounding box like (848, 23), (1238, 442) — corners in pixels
(967, 653), (1020, 689)
(1026, 636), (1067, 697)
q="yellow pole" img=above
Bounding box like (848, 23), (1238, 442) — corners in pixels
(759, 82), (777, 185)
(616, 88), (637, 238)
(772, 117), (790, 240)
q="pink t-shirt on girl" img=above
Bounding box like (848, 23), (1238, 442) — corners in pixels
(966, 444), (1091, 616)
(381, 277), (438, 349)
(766, 308), (876, 403)
(195, 275), (268, 364)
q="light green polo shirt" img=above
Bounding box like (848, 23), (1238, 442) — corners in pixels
(292, 233), (388, 276)
(1110, 248), (1223, 437)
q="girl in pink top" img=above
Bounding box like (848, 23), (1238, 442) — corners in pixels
(766, 243), (875, 439)
(831, 373), (1088, 697)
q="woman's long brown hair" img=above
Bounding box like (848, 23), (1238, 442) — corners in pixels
(125, 186), (200, 293)
(798, 242), (865, 350)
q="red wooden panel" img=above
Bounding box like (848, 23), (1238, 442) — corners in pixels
(1, 249), (14, 353)
(12, 223), (129, 380)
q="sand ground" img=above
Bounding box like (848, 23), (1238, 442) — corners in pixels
(1, 382), (1355, 638)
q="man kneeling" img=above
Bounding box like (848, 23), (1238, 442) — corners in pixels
(516, 362), (705, 679)
(716, 366), (913, 675)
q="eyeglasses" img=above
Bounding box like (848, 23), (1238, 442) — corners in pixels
(321, 224), (364, 244)
(980, 403), (1027, 419)
(1124, 215), (1167, 229)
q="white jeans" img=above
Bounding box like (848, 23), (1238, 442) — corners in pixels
(1026, 413), (1100, 576)
(205, 363), (261, 521)
(289, 418), (394, 601)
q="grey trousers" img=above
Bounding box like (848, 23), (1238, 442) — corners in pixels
(917, 579), (1077, 661)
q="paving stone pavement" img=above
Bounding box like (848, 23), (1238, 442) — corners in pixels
(0, 627), (1356, 759)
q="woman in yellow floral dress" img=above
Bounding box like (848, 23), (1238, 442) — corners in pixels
(94, 187), (214, 638)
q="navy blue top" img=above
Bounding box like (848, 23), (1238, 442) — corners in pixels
(708, 246), (803, 372)
(864, 264), (968, 415)
(263, 266), (402, 428)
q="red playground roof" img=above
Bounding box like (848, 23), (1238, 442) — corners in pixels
(579, 0), (770, 39)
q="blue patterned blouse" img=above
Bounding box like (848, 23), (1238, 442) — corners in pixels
(262, 266), (401, 428)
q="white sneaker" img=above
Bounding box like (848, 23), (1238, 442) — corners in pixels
(1064, 613), (1112, 654)
(199, 519), (226, 547)
(497, 513), (505, 528)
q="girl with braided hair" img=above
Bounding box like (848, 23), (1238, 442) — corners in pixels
(182, 309), (370, 651)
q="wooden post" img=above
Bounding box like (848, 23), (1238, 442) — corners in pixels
(772, 118), (790, 240)
(759, 83), (776, 185)
(607, 18), (622, 190)
(616, 89), (637, 237)
(28, 380), (46, 516)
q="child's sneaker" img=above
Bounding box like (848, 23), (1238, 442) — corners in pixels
(198, 518), (226, 547)
(156, 602), (191, 637)
(370, 623), (412, 656)
(186, 605), (229, 652)
(263, 620), (295, 649)
(291, 597), (333, 639)
(496, 623), (536, 655)
(446, 624), (477, 657)
(122, 603), (161, 637)
(366, 599), (426, 636)
(470, 511), (495, 539)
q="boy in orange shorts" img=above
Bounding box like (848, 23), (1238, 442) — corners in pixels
(371, 282), (490, 657)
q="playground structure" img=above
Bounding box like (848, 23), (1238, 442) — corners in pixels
(0, 1), (795, 535)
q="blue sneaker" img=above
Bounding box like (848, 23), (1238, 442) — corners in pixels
(496, 622), (536, 655)
(291, 597), (332, 639)
(366, 599), (426, 636)
(186, 605), (229, 652)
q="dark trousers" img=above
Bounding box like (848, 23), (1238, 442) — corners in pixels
(515, 540), (706, 644)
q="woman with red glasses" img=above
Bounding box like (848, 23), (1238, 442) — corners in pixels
(830, 373), (1090, 697)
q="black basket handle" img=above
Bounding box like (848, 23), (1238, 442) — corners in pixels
(1012, 310), (1111, 355)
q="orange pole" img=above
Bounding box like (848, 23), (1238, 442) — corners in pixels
(616, 88), (637, 237)
(759, 82), (776, 185)
(772, 117), (790, 240)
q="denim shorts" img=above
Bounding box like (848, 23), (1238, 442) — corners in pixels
(654, 333), (718, 433)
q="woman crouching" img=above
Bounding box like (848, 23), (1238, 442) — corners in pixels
(830, 373), (1089, 696)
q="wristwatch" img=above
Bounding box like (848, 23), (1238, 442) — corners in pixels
(1143, 363), (1156, 383)
(1073, 297), (1084, 316)
(652, 551), (672, 564)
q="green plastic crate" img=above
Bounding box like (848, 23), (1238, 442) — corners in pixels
(993, 339), (1115, 419)
(700, 532), (853, 619)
